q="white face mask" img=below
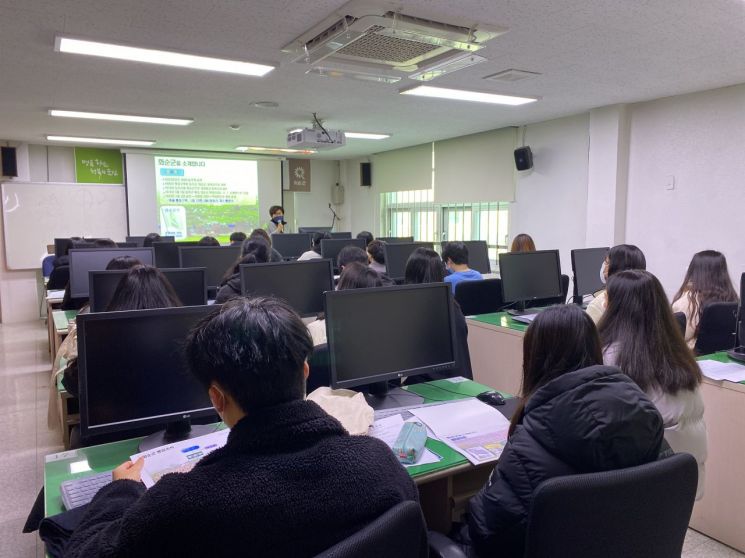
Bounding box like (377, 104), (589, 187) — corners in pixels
(600, 261), (608, 285)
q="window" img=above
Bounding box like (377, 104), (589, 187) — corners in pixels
(380, 190), (510, 264)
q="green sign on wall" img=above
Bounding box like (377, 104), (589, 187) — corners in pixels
(74, 147), (123, 184)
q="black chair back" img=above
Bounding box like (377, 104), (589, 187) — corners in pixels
(307, 343), (331, 393)
(694, 302), (738, 355)
(523, 454), (697, 558)
(454, 278), (505, 316)
(315, 501), (428, 558)
(526, 274), (569, 308)
(673, 312), (687, 337)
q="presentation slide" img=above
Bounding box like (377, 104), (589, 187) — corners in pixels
(154, 157), (258, 242)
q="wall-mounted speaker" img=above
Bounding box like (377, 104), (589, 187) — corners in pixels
(514, 146), (533, 171)
(360, 161), (372, 187)
(1, 146), (18, 177)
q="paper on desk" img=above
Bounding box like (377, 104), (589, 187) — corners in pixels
(130, 429), (229, 488)
(47, 289), (65, 300)
(370, 414), (442, 468)
(444, 376), (469, 384)
(410, 399), (510, 466)
(698, 359), (745, 382)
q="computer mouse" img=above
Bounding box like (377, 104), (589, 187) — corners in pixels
(476, 391), (506, 406)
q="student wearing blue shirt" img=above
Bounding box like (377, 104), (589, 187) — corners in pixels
(442, 241), (483, 293)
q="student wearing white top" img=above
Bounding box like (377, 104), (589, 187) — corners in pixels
(599, 269), (707, 499)
(297, 232), (329, 261)
(671, 250), (739, 350)
(586, 244), (646, 324)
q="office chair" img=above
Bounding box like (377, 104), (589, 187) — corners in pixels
(454, 279), (505, 316)
(694, 302), (738, 355)
(526, 274), (570, 308)
(673, 312), (687, 337)
(316, 501), (428, 558)
(428, 453), (697, 558)
(307, 343), (331, 393)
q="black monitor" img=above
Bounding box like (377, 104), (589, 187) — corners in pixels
(271, 233), (312, 259)
(320, 238), (366, 266)
(126, 235), (175, 247)
(571, 247), (609, 301)
(54, 238), (73, 258)
(325, 283), (456, 406)
(378, 236), (414, 244)
(69, 247), (155, 298)
(88, 268), (208, 312)
(298, 226), (333, 234)
(441, 240), (491, 274)
(240, 260), (333, 317)
(116, 242), (138, 248)
(77, 305), (219, 448)
(328, 232), (353, 239)
(383, 242), (435, 281)
(152, 241), (199, 268)
(498, 250), (563, 312)
(178, 246), (241, 288)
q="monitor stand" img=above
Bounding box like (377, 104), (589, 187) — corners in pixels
(362, 383), (424, 411)
(138, 419), (217, 452)
(506, 301), (541, 317)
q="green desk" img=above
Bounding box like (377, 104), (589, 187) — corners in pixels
(44, 379), (511, 532)
(50, 309), (78, 359)
(689, 352), (745, 552)
(467, 311), (527, 395)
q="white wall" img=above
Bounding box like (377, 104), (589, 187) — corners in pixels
(342, 157), (377, 236)
(289, 160), (347, 232)
(626, 84), (745, 296)
(509, 113), (591, 279)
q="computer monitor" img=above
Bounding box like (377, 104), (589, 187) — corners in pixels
(54, 238), (73, 258)
(498, 250), (563, 311)
(383, 242), (435, 281)
(325, 283), (456, 406)
(440, 240), (491, 274)
(126, 235), (175, 247)
(88, 268), (208, 312)
(377, 236), (414, 244)
(77, 305), (219, 448)
(69, 247), (155, 298)
(328, 232), (353, 239)
(178, 246), (241, 288)
(320, 238), (366, 266)
(571, 247), (609, 301)
(270, 233), (312, 259)
(116, 242), (138, 248)
(152, 241), (199, 268)
(298, 226), (333, 234)
(240, 260), (333, 317)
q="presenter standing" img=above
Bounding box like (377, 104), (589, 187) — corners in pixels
(268, 205), (287, 234)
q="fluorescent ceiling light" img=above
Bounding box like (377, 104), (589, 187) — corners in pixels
(55, 36), (275, 77)
(344, 132), (391, 140)
(236, 146), (316, 155)
(46, 135), (155, 146)
(400, 85), (538, 106)
(49, 109), (193, 126)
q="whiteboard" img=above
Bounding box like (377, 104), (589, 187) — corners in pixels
(1, 181), (128, 270)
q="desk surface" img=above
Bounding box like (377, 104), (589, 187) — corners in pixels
(44, 379), (513, 517)
(469, 311), (529, 332)
(698, 351), (745, 385)
(52, 309), (78, 333)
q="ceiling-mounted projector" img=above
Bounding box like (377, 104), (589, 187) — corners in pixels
(287, 128), (346, 149)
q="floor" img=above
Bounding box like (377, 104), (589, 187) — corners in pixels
(0, 319), (744, 558)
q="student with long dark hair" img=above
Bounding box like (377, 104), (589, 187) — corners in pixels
(672, 250), (739, 348)
(585, 243), (646, 324)
(250, 228), (283, 262)
(106, 265), (183, 311)
(599, 269), (707, 498)
(467, 305), (664, 558)
(509, 233), (535, 252)
(215, 239), (271, 304)
(404, 248), (472, 380)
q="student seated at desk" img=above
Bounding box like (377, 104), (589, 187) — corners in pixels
(404, 247), (472, 381)
(298, 231), (330, 261)
(357, 230), (374, 246)
(599, 269), (707, 499)
(142, 232), (161, 247)
(509, 233), (536, 252)
(585, 244), (646, 324)
(215, 239), (270, 304)
(367, 239), (387, 274)
(337, 245), (368, 272)
(250, 228), (283, 262)
(465, 305), (664, 558)
(307, 262), (385, 346)
(442, 241), (483, 294)
(62, 297), (418, 558)
(198, 235), (220, 246)
(671, 250), (739, 349)
(229, 231), (246, 246)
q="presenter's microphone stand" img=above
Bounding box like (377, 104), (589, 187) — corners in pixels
(328, 203), (341, 232)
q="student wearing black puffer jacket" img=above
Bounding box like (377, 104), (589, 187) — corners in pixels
(466, 305), (664, 558)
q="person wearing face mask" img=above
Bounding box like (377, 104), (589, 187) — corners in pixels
(442, 241), (483, 294)
(586, 244), (647, 324)
(62, 297), (419, 558)
(267, 205), (287, 234)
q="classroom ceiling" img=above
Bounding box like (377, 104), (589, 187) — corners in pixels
(1, 0), (745, 159)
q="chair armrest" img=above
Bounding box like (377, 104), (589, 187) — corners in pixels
(428, 531), (468, 558)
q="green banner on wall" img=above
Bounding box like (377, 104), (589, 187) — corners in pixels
(74, 147), (123, 184)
